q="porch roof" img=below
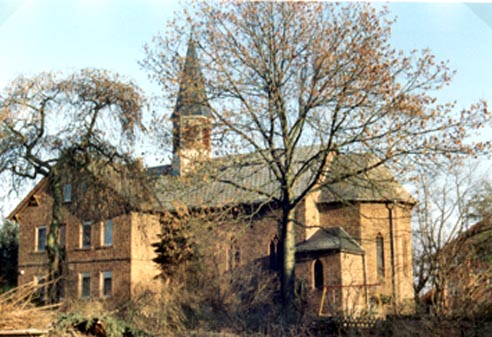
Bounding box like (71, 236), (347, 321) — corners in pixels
(296, 227), (364, 254)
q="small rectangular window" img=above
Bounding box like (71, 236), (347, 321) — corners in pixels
(63, 184), (72, 203)
(81, 222), (91, 248)
(80, 182), (88, 195)
(102, 220), (113, 246)
(80, 272), (90, 298)
(101, 271), (112, 297)
(37, 226), (47, 252)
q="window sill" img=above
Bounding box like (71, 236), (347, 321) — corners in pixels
(97, 245), (113, 249)
(75, 247), (92, 251)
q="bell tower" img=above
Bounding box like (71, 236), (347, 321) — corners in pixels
(172, 36), (212, 176)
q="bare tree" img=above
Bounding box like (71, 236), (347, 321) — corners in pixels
(142, 2), (490, 314)
(0, 69), (146, 302)
(466, 176), (492, 222)
(413, 164), (492, 315)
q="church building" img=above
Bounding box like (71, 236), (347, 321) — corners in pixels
(9, 38), (415, 316)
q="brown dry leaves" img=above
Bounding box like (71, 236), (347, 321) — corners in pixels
(143, 1), (491, 175)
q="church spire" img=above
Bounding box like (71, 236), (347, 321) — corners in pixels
(174, 35), (211, 120)
(172, 35), (212, 176)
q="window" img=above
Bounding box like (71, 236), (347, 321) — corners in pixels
(80, 182), (88, 195)
(101, 271), (112, 297)
(276, 239), (283, 270)
(102, 220), (113, 246)
(203, 128), (211, 148)
(34, 275), (46, 304)
(376, 234), (385, 277)
(235, 245), (240, 265)
(81, 222), (91, 248)
(228, 239), (240, 271)
(269, 235), (280, 270)
(63, 184), (72, 203)
(28, 194), (40, 207)
(314, 259), (324, 290)
(37, 226), (47, 252)
(269, 240), (277, 270)
(80, 272), (90, 298)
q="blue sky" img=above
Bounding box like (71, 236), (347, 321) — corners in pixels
(388, 3), (492, 109)
(0, 1), (491, 214)
(0, 0), (181, 94)
(1, 1), (491, 109)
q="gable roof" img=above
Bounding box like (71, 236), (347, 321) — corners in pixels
(441, 219), (492, 264)
(7, 160), (151, 221)
(319, 153), (414, 204)
(296, 227), (364, 254)
(149, 148), (414, 211)
(8, 147), (414, 218)
(7, 178), (48, 221)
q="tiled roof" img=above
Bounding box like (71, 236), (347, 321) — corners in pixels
(149, 147), (414, 211)
(319, 153), (414, 204)
(296, 227), (364, 254)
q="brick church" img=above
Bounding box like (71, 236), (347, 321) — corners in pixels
(9, 38), (415, 316)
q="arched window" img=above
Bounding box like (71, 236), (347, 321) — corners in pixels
(314, 259), (324, 290)
(376, 234), (385, 277)
(276, 239), (283, 270)
(269, 235), (279, 270)
(234, 244), (240, 265)
(228, 239), (240, 271)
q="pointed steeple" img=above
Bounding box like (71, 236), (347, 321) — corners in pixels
(171, 35), (212, 176)
(174, 36), (211, 119)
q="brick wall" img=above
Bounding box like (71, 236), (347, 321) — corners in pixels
(15, 182), (157, 304)
(314, 201), (415, 313)
(359, 202), (414, 312)
(340, 252), (366, 315)
(318, 202), (362, 243)
(14, 178), (414, 315)
(211, 208), (281, 273)
(130, 212), (162, 296)
(296, 253), (343, 315)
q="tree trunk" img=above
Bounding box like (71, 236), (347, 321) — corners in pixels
(280, 204), (297, 319)
(46, 172), (63, 303)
